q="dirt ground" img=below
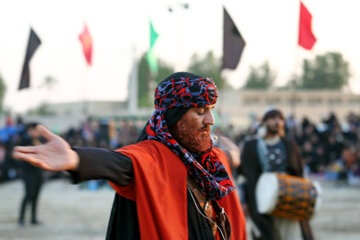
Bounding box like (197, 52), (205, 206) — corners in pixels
(0, 178), (359, 240)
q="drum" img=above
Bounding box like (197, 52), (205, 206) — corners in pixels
(255, 172), (321, 221)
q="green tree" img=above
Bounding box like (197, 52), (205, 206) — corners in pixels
(153, 59), (175, 85)
(137, 53), (151, 107)
(187, 51), (228, 89)
(137, 53), (174, 107)
(0, 73), (7, 113)
(299, 52), (351, 89)
(242, 61), (276, 89)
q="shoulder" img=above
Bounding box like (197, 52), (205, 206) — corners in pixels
(116, 140), (177, 162)
(242, 137), (258, 148)
(281, 137), (298, 147)
(212, 147), (233, 174)
(118, 140), (168, 152)
(212, 147), (226, 159)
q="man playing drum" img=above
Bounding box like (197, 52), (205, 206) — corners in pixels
(238, 108), (314, 240)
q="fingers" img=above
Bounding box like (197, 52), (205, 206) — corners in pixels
(37, 124), (55, 141)
(12, 151), (53, 171)
(12, 151), (41, 165)
(13, 145), (38, 154)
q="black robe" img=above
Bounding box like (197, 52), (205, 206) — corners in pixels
(72, 147), (215, 240)
(105, 190), (216, 240)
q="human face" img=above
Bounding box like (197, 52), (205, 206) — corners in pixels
(171, 105), (215, 153)
(265, 116), (284, 137)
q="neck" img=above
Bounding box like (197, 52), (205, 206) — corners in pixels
(264, 135), (281, 145)
(264, 133), (279, 139)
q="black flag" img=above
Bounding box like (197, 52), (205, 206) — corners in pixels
(222, 8), (245, 70)
(18, 28), (41, 90)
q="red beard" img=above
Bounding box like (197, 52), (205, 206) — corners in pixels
(170, 119), (212, 153)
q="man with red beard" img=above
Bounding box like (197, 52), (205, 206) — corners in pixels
(13, 72), (247, 240)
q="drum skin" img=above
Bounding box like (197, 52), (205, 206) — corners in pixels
(256, 172), (320, 221)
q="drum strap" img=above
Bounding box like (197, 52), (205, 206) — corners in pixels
(256, 138), (270, 172)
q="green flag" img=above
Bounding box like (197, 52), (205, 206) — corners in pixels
(147, 20), (159, 72)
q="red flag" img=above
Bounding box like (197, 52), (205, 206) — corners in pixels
(79, 24), (93, 65)
(298, 1), (316, 50)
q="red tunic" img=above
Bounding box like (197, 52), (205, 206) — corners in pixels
(109, 140), (247, 240)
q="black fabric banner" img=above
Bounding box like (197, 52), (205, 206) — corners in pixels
(18, 28), (41, 90)
(222, 8), (245, 70)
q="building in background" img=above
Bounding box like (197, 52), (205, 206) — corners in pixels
(217, 90), (360, 127)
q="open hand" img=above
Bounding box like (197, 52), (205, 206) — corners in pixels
(12, 125), (79, 171)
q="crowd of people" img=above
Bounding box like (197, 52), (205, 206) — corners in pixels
(1, 111), (360, 186)
(217, 111), (360, 186)
(0, 116), (144, 183)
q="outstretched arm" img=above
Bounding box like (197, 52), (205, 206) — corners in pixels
(70, 147), (133, 186)
(12, 125), (80, 171)
(12, 125), (134, 186)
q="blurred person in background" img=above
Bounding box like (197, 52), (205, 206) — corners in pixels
(238, 108), (313, 240)
(13, 72), (246, 240)
(0, 141), (6, 181)
(212, 128), (241, 172)
(17, 122), (45, 226)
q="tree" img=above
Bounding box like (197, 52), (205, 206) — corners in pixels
(137, 53), (174, 107)
(0, 73), (7, 113)
(298, 52), (351, 89)
(187, 51), (228, 89)
(137, 54), (151, 107)
(153, 59), (175, 85)
(242, 61), (276, 89)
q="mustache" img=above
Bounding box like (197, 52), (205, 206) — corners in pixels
(199, 125), (211, 132)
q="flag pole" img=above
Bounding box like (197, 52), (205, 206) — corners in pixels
(18, 27), (41, 114)
(291, 1), (301, 120)
(78, 23), (92, 119)
(128, 45), (138, 116)
(82, 65), (89, 119)
(292, 0), (304, 121)
(294, 1), (317, 121)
